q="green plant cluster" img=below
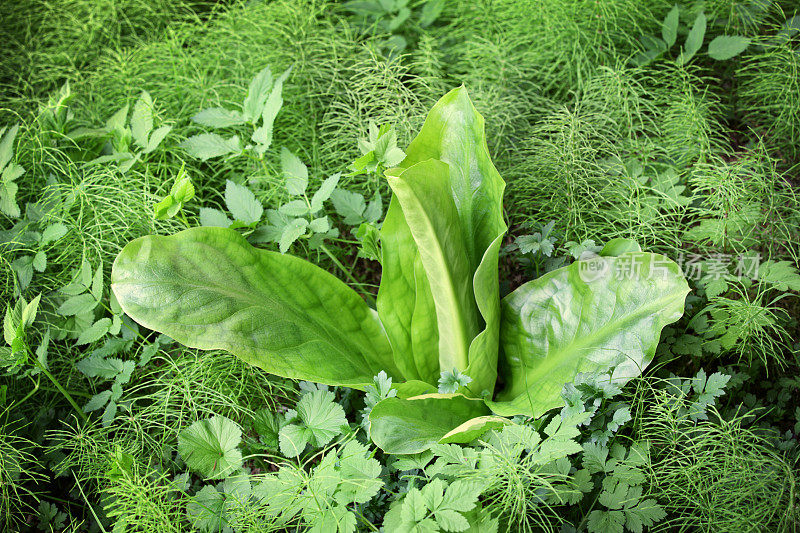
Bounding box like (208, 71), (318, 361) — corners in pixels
(2, 0), (800, 532)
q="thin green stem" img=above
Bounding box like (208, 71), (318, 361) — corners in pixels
(25, 339), (88, 422)
(319, 244), (376, 307)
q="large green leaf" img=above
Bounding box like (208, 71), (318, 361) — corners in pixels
(488, 252), (689, 417)
(393, 86), (506, 269)
(387, 159), (480, 375)
(378, 86), (506, 393)
(111, 227), (398, 388)
(369, 393), (490, 454)
(377, 196), (439, 384)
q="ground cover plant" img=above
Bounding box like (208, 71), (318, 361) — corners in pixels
(2, 0), (800, 531)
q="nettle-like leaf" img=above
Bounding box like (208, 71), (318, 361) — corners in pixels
(0, 124), (24, 218)
(661, 5), (679, 48)
(255, 440), (382, 532)
(187, 65), (290, 160)
(225, 179), (263, 225)
(181, 133), (241, 161)
(178, 415), (243, 479)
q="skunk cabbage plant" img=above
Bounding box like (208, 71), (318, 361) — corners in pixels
(112, 87), (689, 454)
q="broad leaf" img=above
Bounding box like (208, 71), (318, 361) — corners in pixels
(661, 5), (679, 48)
(192, 107), (246, 128)
(438, 415), (512, 444)
(369, 393), (490, 454)
(181, 133), (241, 161)
(377, 196), (439, 384)
(224, 179), (263, 225)
(679, 12), (706, 65)
(111, 227), (399, 388)
(707, 35), (749, 60)
(243, 66), (274, 122)
(178, 415), (243, 479)
(130, 91), (153, 149)
(487, 252), (689, 417)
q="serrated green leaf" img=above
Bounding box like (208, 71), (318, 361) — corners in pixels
(130, 91), (153, 149)
(308, 216), (330, 233)
(335, 440), (383, 504)
(105, 105), (129, 132)
(0, 124), (19, 170)
(40, 223), (68, 246)
(679, 12), (706, 65)
(587, 509), (625, 533)
(279, 217), (308, 253)
(435, 509), (469, 532)
(242, 66), (273, 122)
(758, 260), (800, 291)
(76, 318), (112, 345)
(199, 208), (232, 228)
(57, 293), (97, 316)
(310, 174), (340, 212)
(292, 389), (347, 449)
(101, 401), (117, 427)
(278, 423), (311, 458)
(143, 125), (171, 154)
(32, 251), (46, 272)
(438, 368), (472, 394)
(281, 148), (308, 195)
(84, 390), (112, 412)
(279, 199), (310, 217)
(224, 180), (263, 224)
(192, 107), (245, 128)
(330, 189), (366, 225)
(251, 409), (280, 449)
(178, 415), (243, 479)
(0, 179), (20, 218)
(181, 133), (241, 161)
(76, 354), (125, 379)
(187, 485), (226, 533)
(91, 262), (103, 301)
(21, 294), (40, 327)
